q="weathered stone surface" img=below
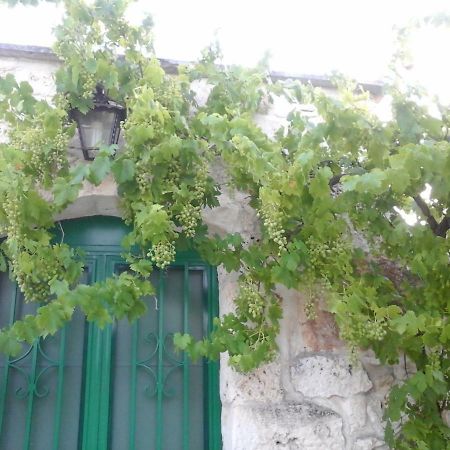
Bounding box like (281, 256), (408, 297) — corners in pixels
(392, 355), (416, 381)
(202, 189), (259, 239)
(216, 266), (239, 316)
(337, 394), (369, 435)
(221, 357), (284, 404)
(300, 308), (343, 352)
(0, 56), (58, 101)
(281, 290), (345, 360)
(55, 176), (120, 220)
(354, 437), (387, 450)
(226, 403), (345, 450)
(442, 410), (450, 427)
(291, 355), (373, 398)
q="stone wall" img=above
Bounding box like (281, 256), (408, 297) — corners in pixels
(0, 46), (396, 450)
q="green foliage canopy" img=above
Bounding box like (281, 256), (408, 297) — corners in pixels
(0, 1), (449, 447)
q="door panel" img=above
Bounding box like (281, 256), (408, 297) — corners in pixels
(109, 264), (210, 450)
(0, 275), (86, 450)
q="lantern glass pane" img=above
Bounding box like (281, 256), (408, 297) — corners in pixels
(77, 109), (116, 150)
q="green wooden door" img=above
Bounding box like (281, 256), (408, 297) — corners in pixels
(0, 216), (221, 449)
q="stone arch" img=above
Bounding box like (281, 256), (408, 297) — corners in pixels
(55, 177), (121, 221)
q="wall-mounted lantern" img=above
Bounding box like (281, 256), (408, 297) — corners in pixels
(69, 85), (126, 160)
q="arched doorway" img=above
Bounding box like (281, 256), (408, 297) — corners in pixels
(0, 216), (221, 449)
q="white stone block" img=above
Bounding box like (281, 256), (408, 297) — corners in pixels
(220, 357), (284, 404)
(227, 403), (345, 450)
(291, 355), (372, 398)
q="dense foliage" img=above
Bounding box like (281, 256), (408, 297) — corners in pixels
(0, 1), (449, 447)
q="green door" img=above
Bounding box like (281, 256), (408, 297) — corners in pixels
(0, 216), (221, 449)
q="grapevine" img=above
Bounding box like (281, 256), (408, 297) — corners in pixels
(0, 2), (448, 448)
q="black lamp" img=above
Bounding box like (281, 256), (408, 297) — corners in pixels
(70, 85), (126, 160)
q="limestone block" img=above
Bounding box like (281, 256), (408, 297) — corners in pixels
(227, 403), (345, 450)
(55, 175), (121, 221)
(281, 289), (345, 359)
(442, 410), (450, 427)
(291, 355), (372, 398)
(360, 352), (394, 394)
(220, 357), (284, 404)
(202, 189), (259, 239)
(299, 308), (343, 353)
(365, 396), (386, 438)
(217, 266), (239, 316)
(254, 112), (287, 139)
(191, 79), (212, 107)
(337, 394), (369, 436)
(354, 437), (387, 450)
(0, 56), (58, 101)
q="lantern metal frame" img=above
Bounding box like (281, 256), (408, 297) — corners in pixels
(69, 85), (126, 161)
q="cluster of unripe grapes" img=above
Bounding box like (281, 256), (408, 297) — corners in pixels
(175, 162), (208, 238)
(135, 160), (151, 195)
(177, 204), (201, 238)
(54, 93), (70, 111)
(11, 126), (68, 180)
(340, 317), (387, 360)
(82, 74), (98, 100)
(304, 281), (330, 321)
(427, 348), (442, 371)
(148, 241), (175, 269)
(15, 251), (65, 302)
(3, 193), (26, 300)
(308, 239), (335, 267)
(193, 164), (208, 201)
(3, 189), (73, 302)
(258, 203), (287, 255)
(166, 159), (181, 186)
(307, 237), (351, 275)
(238, 280), (265, 320)
(365, 320), (387, 341)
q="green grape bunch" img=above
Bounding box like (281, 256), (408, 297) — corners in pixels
(10, 123), (69, 181)
(365, 320), (387, 341)
(307, 237), (353, 280)
(236, 279), (265, 320)
(177, 203), (201, 238)
(257, 202), (287, 256)
(193, 162), (208, 202)
(148, 240), (175, 269)
(81, 73), (98, 101)
(166, 159), (181, 186)
(135, 159), (151, 195)
(13, 245), (81, 303)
